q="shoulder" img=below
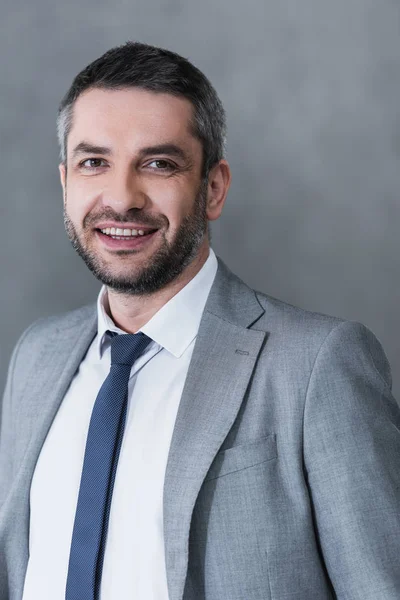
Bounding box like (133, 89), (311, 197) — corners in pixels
(253, 288), (344, 342)
(18, 302), (96, 341)
(250, 288), (392, 388)
(214, 256), (389, 383)
(8, 302), (96, 371)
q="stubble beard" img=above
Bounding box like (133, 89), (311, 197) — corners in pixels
(63, 181), (210, 296)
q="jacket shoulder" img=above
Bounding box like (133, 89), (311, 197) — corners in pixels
(9, 302), (96, 366)
(24, 302), (96, 335)
(253, 288), (345, 335)
(252, 288), (392, 388)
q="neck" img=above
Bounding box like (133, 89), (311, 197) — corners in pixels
(105, 242), (210, 333)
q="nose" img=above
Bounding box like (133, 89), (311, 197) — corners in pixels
(102, 167), (147, 213)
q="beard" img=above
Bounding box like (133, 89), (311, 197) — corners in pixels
(63, 180), (210, 296)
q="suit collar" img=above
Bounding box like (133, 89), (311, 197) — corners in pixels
(204, 255), (265, 328)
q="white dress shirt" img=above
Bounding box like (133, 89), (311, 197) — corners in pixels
(22, 248), (218, 600)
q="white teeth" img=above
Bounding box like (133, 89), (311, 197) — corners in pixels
(100, 227), (153, 237)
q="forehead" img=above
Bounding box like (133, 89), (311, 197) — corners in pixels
(68, 87), (199, 154)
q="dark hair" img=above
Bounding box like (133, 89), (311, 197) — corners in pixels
(57, 41), (226, 178)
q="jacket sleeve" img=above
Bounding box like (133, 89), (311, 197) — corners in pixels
(303, 320), (400, 599)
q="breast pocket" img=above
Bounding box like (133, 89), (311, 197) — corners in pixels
(204, 434), (277, 482)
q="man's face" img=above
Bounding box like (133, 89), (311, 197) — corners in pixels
(60, 87), (212, 295)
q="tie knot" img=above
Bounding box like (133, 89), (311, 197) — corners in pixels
(108, 331), (152, 366)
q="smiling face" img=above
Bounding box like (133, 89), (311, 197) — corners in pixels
(60, 87), (229, 295)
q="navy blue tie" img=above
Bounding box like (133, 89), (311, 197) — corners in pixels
(65, 331), (152, 600)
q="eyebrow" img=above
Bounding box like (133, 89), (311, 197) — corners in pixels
(71, 142), (112, 158)
(138, 144), (188, 162)
(71, 141), (189, 162)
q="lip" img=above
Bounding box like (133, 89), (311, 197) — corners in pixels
(96, 228), (159, 250)
(95, 223), (158, 233)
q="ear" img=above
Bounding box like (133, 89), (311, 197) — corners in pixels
(59, 163), (66, 205)
(206, 159), (231, 221)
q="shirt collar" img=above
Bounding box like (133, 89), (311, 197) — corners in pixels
(96, 247), (218, 359)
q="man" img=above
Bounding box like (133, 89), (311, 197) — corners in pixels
(0, 41), (399, 600)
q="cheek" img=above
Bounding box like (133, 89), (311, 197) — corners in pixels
(65, 180), (100, 219)
(148, 183), (196, 221)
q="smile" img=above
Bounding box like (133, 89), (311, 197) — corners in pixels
(99, 227), (157, 238)
(96, 228), (159, 249)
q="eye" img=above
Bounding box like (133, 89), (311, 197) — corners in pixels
(79, 158), (107, 169)
(146, 159), (175, 171)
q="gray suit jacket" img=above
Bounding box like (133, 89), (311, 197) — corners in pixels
(1, 256), (400, 600)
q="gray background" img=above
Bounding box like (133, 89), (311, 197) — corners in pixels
(1, 0), (399, 399)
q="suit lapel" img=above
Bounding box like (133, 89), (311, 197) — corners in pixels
(15, 308), (98, 499)
(163, 258), (266, 600)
